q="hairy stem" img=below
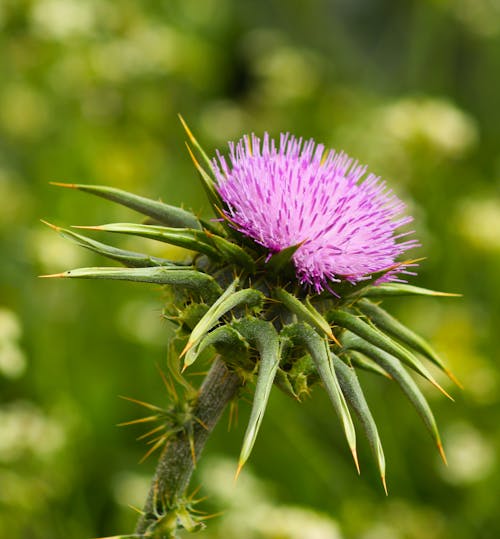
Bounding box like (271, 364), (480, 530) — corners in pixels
(135, 357), (242, 535)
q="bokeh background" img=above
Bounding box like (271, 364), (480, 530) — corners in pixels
(1, 1), (499, 538)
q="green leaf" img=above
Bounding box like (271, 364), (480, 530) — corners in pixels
(282, 323), (359, 472)
(332, 356), (387, 492)
(358, 283), (461, 299)
(341, 332), (446, 463)
(357, 299), (461, 386)
(348, 353), (392, 379)
(178, 114), (213, 172)
(40, 266), (222, 303)
(329, 309), (453, 400)
(274, 287), (335, 341)
(205, 231), (256, 272)
(73, 223), (221, 259)
(232, 318), (281, 474)
(182, 324), (252, 371)
(42, 222), (182, 268)
(182, 280), (264, 368)
(265, 242), (303, 276)
(51, 182), (201, 230)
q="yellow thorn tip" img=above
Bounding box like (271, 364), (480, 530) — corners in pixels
(234, 462), (244, 481)
(438, 441), (448, 465)
(381, 473), (388, 496)
(351, 448), (361, 474)
(446, 369), (464, 389)
(40, 219), (61, 231)
(49, 181), (77, 189)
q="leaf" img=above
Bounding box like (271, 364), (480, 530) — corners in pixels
(182, 281), (264, 368)
(357, 299), (461, 386)
(358, 283), (461, 299)
(282, 323), (359, 472)
(73, 223), (221, 259)
(329, 309), (453, 400)
(42, 221), (181, 268)
(274, 287), (335, 341)
(183, 324), (251, 371)
(178, 114), (213, 171)
(51, 182), (201, 230)
(348, 353), (392, 379)
(39, 266), (222, 303)
(232, 318), (281, 474)
(205, 231), (256, 272)
(332, 356), (387, 492)
(341, 332), (446, 463)
(265, 242), (303, 276)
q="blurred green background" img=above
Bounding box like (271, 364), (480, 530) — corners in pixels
(1, 0), (499, 538)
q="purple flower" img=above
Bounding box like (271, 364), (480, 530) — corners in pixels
(213, 133), (418, 292)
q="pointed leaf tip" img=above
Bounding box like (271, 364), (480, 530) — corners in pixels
(438, 441), (448, 465)
(234, 462), (244, 481)
(38, 272), (67, 278)
(40, 219), (61, 232)
(49, 181), (77, 189)
(352, 447), (361, 474)
(382, 474), (388, 496)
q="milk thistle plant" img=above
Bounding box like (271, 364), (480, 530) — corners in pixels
(42, 118), (459, 538)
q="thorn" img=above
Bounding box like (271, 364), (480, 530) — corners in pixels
(445, 368), (464, 389)
(429, 378), (454, 402)
(71, 225), (103, 230)
(201, 511), (225, 521)
(351, 447), (361, 474)
(178, 113), (196, 144)
(181, 362), (189, 374)
(118, 415), (160, 427)
(189, 435), (197, 467)
(180, 340), (193, 359)
(49, 181), (77, 189)
(234, 461), (244, 481)
(119, 395), (165, 412)
(194, 416), (209, 430)
(139, 436), (166, 463)
(128, 504), (144, 515)
(136, 424), (165, 441)
(328, 331), (341, 347)
(40, 219), (61, 231)
(156, 363), (176, 399)
(184, 141), (202, 171)
(381, 473), (388, 496)
(188, 484), (203, 501)
(38, 272), (67, 278)
(437, 441), (448, 466)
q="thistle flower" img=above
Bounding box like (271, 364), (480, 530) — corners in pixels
(213, 133), (418, 292)
(42, 118), (459, 538)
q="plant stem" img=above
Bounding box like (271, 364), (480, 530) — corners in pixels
(135, 357), (242, 535)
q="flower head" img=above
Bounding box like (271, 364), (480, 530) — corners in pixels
(213, 133), (418, 292)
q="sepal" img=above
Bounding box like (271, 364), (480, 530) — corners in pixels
(182, 281), (264, 368)
(281, 323), (358, 472)
(341, 332), (446, 463)
(51, 182), (201, 230)
(40, 266), (222, 303)
(231, 318), (281, 474)
(357, 298), (460, 386)
(73, 223), (221, 259)
(329, 309), (452, 399)
(41, 221), (180, 268)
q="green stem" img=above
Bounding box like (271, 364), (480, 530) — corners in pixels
(135, 357), (242, 535)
